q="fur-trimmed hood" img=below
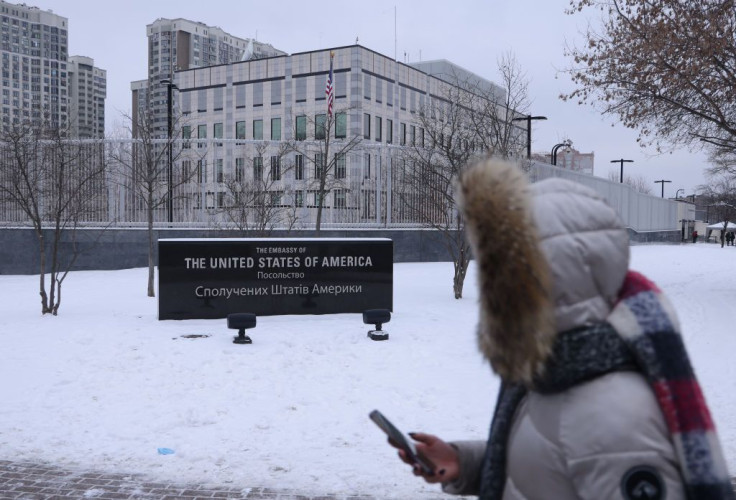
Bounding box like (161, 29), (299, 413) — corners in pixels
(458, 159), (630, 386)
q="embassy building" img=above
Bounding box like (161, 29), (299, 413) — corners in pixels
(167, 44), (508, 227)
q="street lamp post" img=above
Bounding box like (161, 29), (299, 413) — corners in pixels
(610, 158), (633, 183)
(654, 179), (672, 198)
(160, 78), (177, 224)
(675, 188), (684, 199)
(512, 114), (547, 159)
(551, 140), (572, 166)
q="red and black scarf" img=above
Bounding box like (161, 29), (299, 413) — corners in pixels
(479, 271), (734, 499)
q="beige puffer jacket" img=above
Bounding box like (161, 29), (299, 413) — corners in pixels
(445, 162), (685, 499)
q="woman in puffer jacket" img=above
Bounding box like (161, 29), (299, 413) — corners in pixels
(393, 159), (734, 500)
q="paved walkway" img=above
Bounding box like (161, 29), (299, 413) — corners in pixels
(0, 460), (452, 500)
(2, 459), (734, 499)
(0, 460), (374, 500)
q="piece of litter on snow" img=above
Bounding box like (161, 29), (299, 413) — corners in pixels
(157, 447), (175, 455)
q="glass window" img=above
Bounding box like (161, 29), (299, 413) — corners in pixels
(315, 153), (325, 179)
(400, 123), (406, 145)
(295, 77), (306, 102)
(335, 153), (346, 179)
(182, 125), (191, 148)
(271, 117), (281, 141)
(386, 119), (393, 144)
(253, 156), (263, 181)
(214, 122), (223, 146)
(375, 116), (382, 142)
(270, 156), (281, 181)
(197, 159), (207, 182)
(197, 124), (206, 148)
(295, 154), (304, 180)
(213, 87), (223, 110)
(253, 81), (263, 107)
(216, 158), (224, 182)
(335, 112), (346, 139)
(335, 72), (347, 98)
(253, 119), (263, 140)
(270, 192), (281, 206)
(363, 74), (371, 100)
(363, 153), (371, 179)
(295, 190), (304, 207)
(235, 121), (245, 140)
(235, 157), (244, 182)
(315, 113), (326, 140)
(363, 113), (370, 139)
(235, 84), (246, 108)
(334, 189), (346, 208)
(410, 125), (416, 146)
(295, 115), (306, 141)
(271, 80), (281, 105)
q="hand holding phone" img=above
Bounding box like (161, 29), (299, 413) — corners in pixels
(369, 409), (436, 476)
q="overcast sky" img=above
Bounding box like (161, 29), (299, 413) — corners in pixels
(49, 0), (711, 195)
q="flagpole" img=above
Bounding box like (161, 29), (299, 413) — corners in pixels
(326, 51), (335, 118)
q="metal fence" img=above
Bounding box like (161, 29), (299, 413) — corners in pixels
(0, 138), (677, 233)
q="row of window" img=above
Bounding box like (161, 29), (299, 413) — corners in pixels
(181, 153), (348, 184)
(190, 189), (349, 210)
(182, 113), (423, 145)
(182, 74), (420, 114)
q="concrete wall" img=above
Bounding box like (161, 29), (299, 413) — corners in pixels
(0, 226), (679, 275)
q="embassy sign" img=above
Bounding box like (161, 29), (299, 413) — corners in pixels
(158, 238), (393, 320)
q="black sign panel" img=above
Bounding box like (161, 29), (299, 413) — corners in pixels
(158, 238), (393, 320)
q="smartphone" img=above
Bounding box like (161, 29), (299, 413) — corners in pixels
(369, 409), (435, 475)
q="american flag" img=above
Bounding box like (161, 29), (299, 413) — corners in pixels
(326, 51), (334, 117)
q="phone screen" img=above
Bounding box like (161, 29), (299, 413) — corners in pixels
(369, 410), (435, 475)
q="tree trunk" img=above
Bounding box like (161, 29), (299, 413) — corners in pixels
(452, 245), (470, 299)
(37, 230), (50, 314)
(315, 175), (327, 237)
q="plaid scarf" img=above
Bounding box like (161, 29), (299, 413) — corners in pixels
(478, 271), (734, 500)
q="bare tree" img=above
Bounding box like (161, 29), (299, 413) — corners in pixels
(398, 58), (530, 299)
(606, 169), (654, 194)
(290, 108), (362, 235)
(0, 123), (107, 315)
(564, 0), (736, 160)
(219, 141), (294, 236)
(465, 52), (531, 159)
(110, 109), (201, 297)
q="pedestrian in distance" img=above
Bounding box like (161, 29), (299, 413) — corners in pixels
(692, 229), (698, 244)
(389, 159), (734, 500)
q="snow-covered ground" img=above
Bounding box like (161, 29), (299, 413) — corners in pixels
(1, 243), (734, 498)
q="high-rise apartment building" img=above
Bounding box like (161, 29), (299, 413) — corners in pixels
(0, 1), (105, 136)
(68, 55), (106, 138)
(135, 18), (286, 138)
(0, 0), (67, 129)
